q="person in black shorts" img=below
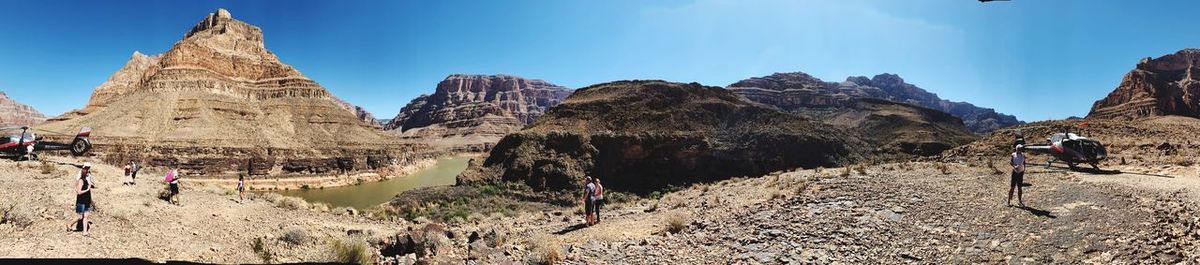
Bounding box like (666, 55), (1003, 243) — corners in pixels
(1007, 145), (1026, 207)
(66, 163), (95, 235)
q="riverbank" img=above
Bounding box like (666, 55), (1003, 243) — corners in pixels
(184, 158), (439, 191)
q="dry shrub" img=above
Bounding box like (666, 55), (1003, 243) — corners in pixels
(276, 196), (309, 210)
(987, 159), (1003, 175)
(528, 234), (563, 265)
(664, 213), (687, 234)
(853, 164), (867, 175)
(795, 180), (810, 195)
(770, 190), (784, 200)
(262, 193), (284, 203)
(935, 163), (950, 175)
(331, 238), (372, 264)
(2, 204), (35, 228)
(251, 237), (274, 263)
(311, 203), (331, 213)
(282, 227), (311, 245)
(39, 161), (56, 175)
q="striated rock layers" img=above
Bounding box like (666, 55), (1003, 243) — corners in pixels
(726, 72), (976, 156)
(41, 9), (429, 177)
(383, 74), (572, 152)
(458, 80), (866, 193)
(728, 72), (1021, 134)
(1089, 49), (1200, 120)
(0, 91), (46, 127)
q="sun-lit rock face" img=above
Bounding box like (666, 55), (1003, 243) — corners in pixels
(383, 74), (572, 152)
(42, 9), (428, 177)
(1089, 49), (1200, 120)
(0, 91), (45, 127)
(728, 72), (1022, 133)
(459, 80), (866, 193)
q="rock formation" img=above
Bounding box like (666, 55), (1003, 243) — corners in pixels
(0, 91), (46, 127)
(458, 80), (866, 193)
(384, 74), (572, 151)
(40, 8), (428, 177)
(729, 72), (1022, 133)
(1089, 49), (1200, 120)
(726, 72), (976, 156)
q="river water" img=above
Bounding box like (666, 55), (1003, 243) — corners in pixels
(276, 156), (470, 209)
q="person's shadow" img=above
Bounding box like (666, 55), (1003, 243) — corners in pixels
(553, 223), (588, 235)
(1016, 205), (1056, 218)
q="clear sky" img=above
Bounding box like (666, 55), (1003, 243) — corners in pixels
(0, 0), (1197, 122)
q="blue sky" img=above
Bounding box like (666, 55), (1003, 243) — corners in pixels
(0, 0), (1197, 122)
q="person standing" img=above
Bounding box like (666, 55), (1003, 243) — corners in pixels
(592, 178), (604, 224)
(1007, 145), (1026, 207)
(66, 163), (95, 235)
(122, 162), (134, 185)
(129, 160), (140, 185)
(166, 166), (182, 206)
(581, 177), (596, 226)
(237, 174), (246, 203)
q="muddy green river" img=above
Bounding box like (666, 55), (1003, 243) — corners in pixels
(277, 156), (470, 209)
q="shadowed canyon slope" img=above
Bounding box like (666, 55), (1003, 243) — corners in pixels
(0, 91), (45, 127)
(40, 9), (426, 176)
(383, 74), (572, 151)
(459, 80), (866, 193)
(728, 72), (1021, 133)
(1089, 49), (1200, 120)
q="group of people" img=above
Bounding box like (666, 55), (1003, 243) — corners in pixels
(65, 161), (186, 235)
(581, 177), (605, 226)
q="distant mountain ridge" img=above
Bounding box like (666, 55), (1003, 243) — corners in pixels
(383, 74), (572, 151)
(0, 91), (46, 127)
(1089, 48), (1200, 120)
(728, 72), (1022, 133)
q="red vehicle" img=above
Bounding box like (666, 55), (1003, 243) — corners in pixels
(0, 126), (92, 160)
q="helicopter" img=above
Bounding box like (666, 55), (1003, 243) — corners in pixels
(1021, 126), (1107, 170)
(0, 126), (93, 160)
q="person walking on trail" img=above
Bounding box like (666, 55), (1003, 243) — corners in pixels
(165, 166), (182, 206)
(237, 174), (246, 203)
(582, 177), (596, 226)
(1007, 144), (1027, 207)
(122, 163), (132, 185)
(592, 178), (605, 224)
(66, 163), (95, 235)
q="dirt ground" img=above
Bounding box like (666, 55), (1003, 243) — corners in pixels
(2, 154), (1198, 264)
(0, 156), (408, 263)
(439, 161), (1200, 264)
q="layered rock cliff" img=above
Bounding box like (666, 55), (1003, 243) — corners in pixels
(727, 72), (977, 155)
(0, 91), (46, 127)
(458, 80), (866, 193)
(40, 9), (428, 177)
(383, 74), (572, 151)
(1089, 49), (1200, 120)
(729, 72), (1021, 133)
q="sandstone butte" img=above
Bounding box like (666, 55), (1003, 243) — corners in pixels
(39, 8), (430, 178)
(383, 74), (572, 152)
(0, 91), (46, 127)
(1089, 48), (1200, 120)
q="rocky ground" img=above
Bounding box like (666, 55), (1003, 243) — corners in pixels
(414, 161), (1200, 264)
(3, 154), (1198, 264)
